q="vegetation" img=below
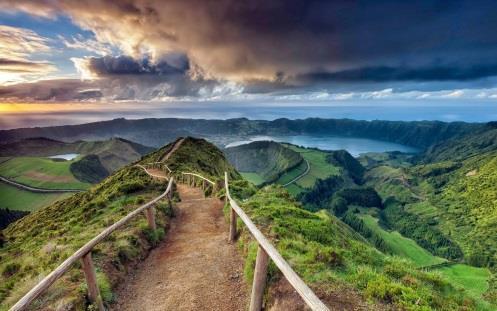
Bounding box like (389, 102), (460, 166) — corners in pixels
(0, 157), (91, 190)
(0, 137), (153, 177)
(225, 141), (303, 185)
(0, 183), (72, 212)
(0, 137), (235, 310)
(380, 199), (463, 260)
(70, 154), (109, 183)
(327, 150), (365, 184)
(0, 209), (29, 231)
(233, 186), (491, 310)
(275, 145), (340, 195)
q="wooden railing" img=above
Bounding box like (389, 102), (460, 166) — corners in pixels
(179, 172), (217, 193)
(143, 162), (172, 173)
(10, 173), (174, 311)
(224, 172), (329, 311)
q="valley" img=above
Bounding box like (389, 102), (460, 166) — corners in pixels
(1, 118), (496, 310)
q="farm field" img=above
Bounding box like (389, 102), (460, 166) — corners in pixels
(359, 213), (446, 267)
(0, 157), (91, 190)
(276, 145), (339, 195)
(0, 183), (71, 211)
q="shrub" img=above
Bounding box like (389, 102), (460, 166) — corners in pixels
(2, 263), (20, 278)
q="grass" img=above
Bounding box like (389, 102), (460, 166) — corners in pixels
(359, 213), (445, 267)
(0, 183), (72, 212)
(276, 145), (339, 195)
(240, 172), (265, 185)
(0, 157), (91, 190)
(232, 185), (492, 310)
(437, 264), (491, 298)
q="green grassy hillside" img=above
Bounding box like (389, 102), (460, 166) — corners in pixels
(0, 183), (71, 212)
(0, 157), (91, 190)
(224, 141), (303, 185)
(414, 151), (497, 270)
(233, 186), (491, 310)
(276, 145), (340, 195)
(0, 137), (237, 310)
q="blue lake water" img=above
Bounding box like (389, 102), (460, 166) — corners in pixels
(48, 153), (79, 160)
(225, 135), (419, 157)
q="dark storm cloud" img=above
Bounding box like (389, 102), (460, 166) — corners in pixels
(82, 54), (189, 77)
(2, 0), (497, 99)
(73, 54), (219, 99)
(296, 64), (497, 84)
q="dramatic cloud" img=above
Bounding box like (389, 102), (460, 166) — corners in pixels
(1, 0), (497, 102)
(59, 34), (113, 56)
(0, 79), (98, 101)
(0, 25), (56, 84)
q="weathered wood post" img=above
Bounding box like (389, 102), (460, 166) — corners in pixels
(225, 172), (237, 243)
(81, 252), (105, 311)
(145, 206), (156, 231)
(249, 245), (270, 311)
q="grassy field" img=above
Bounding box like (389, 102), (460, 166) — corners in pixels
(437, 264), (491, 298)
(359, 213), (446, 267)
(0, 157), (91, 190)
(0, 183), (71, 211)
(240, 172), (265, 185)
(276, 145), (339, 195)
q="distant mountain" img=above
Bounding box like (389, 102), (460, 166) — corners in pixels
(0, 117), (484, 149)
(422, 123), (497, 162)
(224, 141), (303, 184)
(0, 137), (154, 175)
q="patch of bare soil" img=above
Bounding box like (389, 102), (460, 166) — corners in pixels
(24, 170), (74, 182)
(466, 169), (477, 177)
(111, 184), (248, 311)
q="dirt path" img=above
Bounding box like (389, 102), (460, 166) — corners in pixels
(111, 184), (248, 311)
(161, 138), (185, 162)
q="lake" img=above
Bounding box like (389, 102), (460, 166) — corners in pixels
(225, 135), (419, 156)
(48, 153), (79, 161)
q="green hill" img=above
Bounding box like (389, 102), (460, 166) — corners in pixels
(0, 137), (154, 173)
(0, 137), (237, 310)
(234, 185), (490, 310)
(224, 141), (303, 185)
(0, 138), (154, 213)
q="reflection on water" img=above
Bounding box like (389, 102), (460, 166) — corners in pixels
(225, 135), (419, 157)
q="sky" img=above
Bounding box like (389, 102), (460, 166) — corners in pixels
(1, 0), (497, 126)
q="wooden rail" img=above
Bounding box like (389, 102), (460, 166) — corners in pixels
(143, 162), (172, 173)
(136, 164), (170, 179)
(10, 175), (174, 311)
(224, 172), (329, 311)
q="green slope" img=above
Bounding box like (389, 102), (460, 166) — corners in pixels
(0, 137), (237, 310)
(276, 145), (340, 195)
(234, 186), (490, 310)
(225, 141), (303, 185)
(0, 157), (91, 190)
(358, 213), (445, 267)
(0, 183), (71, 212)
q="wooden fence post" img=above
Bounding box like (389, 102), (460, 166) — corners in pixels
(81, 252), (105, 311)
(249, 245), (270, 311)
(145, 207), (156, 231)
(229, 205), (237, 243)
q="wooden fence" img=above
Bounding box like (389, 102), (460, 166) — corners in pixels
(11, 165), (328, 311)
(224, 172), (329, 311)
(10, 174), (174, 311)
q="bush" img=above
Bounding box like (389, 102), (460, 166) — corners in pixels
(2, 263), (20, 278)
(142, 227), (165, 247)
